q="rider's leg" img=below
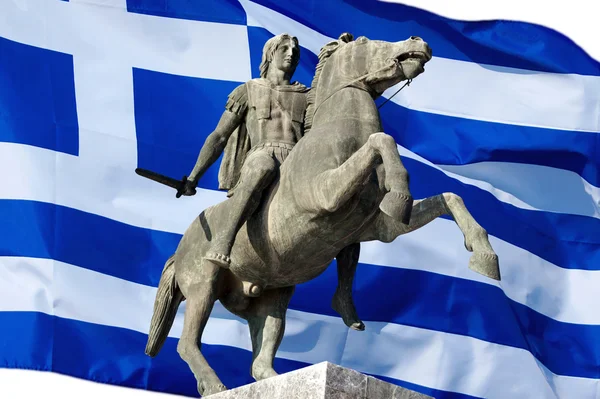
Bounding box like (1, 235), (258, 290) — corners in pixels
(205, 149), (276, 272)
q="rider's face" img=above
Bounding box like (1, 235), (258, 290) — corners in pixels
(272, 39), (299, 74)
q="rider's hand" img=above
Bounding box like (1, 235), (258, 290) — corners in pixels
(177, 178), (197, 198)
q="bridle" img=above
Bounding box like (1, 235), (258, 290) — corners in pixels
(311, 58), (412, 117)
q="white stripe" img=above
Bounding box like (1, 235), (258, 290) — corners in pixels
(3, 137), (596, 236)
(0, 141), (227, 235)
(0, 256), (596, 398)
(340, 321), (598, 399)
(69, 0), (127, 8)
(439, 161), (600, 219)
(397, 145), (600, 220)
(239, 0), (600, 133)
(386, 58), (600, 133)
(0, 257), (54, 315)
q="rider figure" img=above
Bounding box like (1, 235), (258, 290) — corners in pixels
(180, 33), (309, 289)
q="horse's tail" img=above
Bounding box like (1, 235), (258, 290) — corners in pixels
(145, 255), (183, 357)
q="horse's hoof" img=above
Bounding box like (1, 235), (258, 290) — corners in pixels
(251, 366), (278, 381)
(350, 321), (365, 331)
(199, 382), (227, 397)
(204, 252), (231, 269)
(379, 191), (413, 224)
(469, 252), (500, 281)
(332, 293), (365, 331)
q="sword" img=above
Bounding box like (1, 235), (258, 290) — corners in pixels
(135, 168), (193, 198)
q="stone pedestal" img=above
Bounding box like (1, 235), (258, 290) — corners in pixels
(207, 362), (434, 398)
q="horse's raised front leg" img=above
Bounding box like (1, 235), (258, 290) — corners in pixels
(247, 286), (295, 381)
(361, 193), (500, 280)
(331, 243), (365, 331)
(312, 133), (413, 224)
(177, 259), (227, 397)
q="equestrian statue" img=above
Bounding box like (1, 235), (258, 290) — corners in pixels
(138, 32), (501, 397)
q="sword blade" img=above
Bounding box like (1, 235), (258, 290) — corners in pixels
(135, 168), (184, 190)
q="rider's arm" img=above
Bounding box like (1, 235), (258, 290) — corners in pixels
(187, 110), (242, 186)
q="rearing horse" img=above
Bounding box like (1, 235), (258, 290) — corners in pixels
(144, 34), (500, 397)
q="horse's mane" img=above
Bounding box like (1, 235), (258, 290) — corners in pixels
(304, 33), (354, 134)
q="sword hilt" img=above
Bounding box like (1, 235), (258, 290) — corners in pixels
(175, 175), (190, 198)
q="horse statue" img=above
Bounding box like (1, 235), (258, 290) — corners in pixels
(144, 33), (501, 397)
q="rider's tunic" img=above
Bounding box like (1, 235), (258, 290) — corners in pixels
(218, 78), (309, 196)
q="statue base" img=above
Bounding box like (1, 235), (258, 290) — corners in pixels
(207, 362), (434, 398)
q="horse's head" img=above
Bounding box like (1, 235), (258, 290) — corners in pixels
(305, 34), (432, 132)
(335, 35), (432, 95)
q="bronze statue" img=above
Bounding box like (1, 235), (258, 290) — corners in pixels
(141, 33), (500, 397)
(181, 34), (309, 278)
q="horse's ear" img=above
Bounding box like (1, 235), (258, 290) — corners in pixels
(338, 32), (354, 43)
(319, 33), (353, 59)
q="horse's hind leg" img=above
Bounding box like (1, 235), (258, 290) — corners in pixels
(177, 260), (226, 396)
(361, 193), (500, 280)
(246, 286), (295, 381)
(331, 243), (365, 331)
(312, 133), (412, 223)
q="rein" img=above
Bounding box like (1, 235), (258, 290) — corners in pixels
(377, 78), (412, 109)
(312, 60), (411, 116)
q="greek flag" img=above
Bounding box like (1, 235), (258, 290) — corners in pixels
(1, 0), (598, 398)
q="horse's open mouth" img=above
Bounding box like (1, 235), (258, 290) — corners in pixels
(396, 51), (430, 63)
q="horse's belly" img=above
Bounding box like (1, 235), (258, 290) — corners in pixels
(228, 226), (334, 287)
(269, 258), (333, 287)
(264, 188), (380, 287)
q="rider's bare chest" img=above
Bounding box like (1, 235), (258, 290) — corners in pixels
(246, 87), (306, 145)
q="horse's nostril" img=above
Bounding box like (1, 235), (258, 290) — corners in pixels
(410, 36), (422, 41)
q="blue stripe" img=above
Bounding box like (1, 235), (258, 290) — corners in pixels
(251, 0), (600, 76)
(378, 102), (600, 187)
(0, 312), (475, 399)
(1, 200), (599, 378)
(0, 200), (179, 286)
(0, 36), (78, 155)
(126, 0), (247, 25)
(0, 312), (52, 371)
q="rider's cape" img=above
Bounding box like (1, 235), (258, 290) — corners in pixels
(218, 78), (310, 195)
